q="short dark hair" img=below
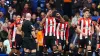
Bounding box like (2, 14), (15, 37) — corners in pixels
(83, 9), (90, 13)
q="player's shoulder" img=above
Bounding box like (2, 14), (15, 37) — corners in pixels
(9, 22), (15, 28)
(88, 17), (92, 20)
(65, 22), (68, 24)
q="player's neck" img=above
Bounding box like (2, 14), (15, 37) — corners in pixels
(83, 16), (88, 20)
(26, 18), (30, 21)
(48, 16), (53, 19)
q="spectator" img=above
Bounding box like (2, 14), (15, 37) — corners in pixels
(40, 12), (46, 19)
(2, 18), (9, 32)
(6, 6), (16, 21)
(34, 17), (41, 29)
(0, 41), (6, 54)
(5, 0), (11, 6)
(71, 11), (81, 27)
(0, 21), (3, 32)
(45, 3), (51, 12)
(36, 7), (42, 17)
(3, 37), (11, 54)
(93, 0), (99, 5)
(83, 0), (92, 9)
(72, 0), (81, 9)
(98, 3), (100, 9)
(90, 3), (98, 16)
(55, 0), (63, 10)
(31, 14), (37, 25)
(10, 14), (16, 23)
(30, 0), (38, 13)
(11, 0), (21, 15)
(97, 3), (100, 13)
(72, 0), (83, 16)
(0, 12), (5, 23)
(21, 3), (31, 16)
(52, 7), (63, 17)
(49, 0), (55, 9)
(36, 25), (44, 56)
(0, 0), (8, 16)
(92, 11), (100, 21)
(20, 14), (25, 23)
(0, 24), (8, 42)
(63, 0), (72, 18)
(93, 11), (99, 16)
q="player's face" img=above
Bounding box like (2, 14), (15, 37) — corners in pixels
(84, 11), (90, 18)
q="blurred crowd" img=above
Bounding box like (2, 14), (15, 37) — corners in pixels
(0, 0), (100, 56)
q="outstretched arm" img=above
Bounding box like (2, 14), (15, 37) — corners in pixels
(40, 10), (52, 26)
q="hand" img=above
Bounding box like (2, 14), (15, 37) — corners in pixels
(35, 39), (38, 43)
(47, 10), (52, 16)
(66, 40), (68, 45)
(46, 11), (50, 16)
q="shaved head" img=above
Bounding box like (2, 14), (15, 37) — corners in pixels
(26, 13), (31, 20)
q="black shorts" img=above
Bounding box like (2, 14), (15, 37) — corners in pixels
(91, 34), (97, 50)
(22, 37), (37, 50)
(97, 36), (100, 44)
(11, 41), (16, 49)
(44, 36), (56, 49)
(15, 34), (23, 50)
(78, 37), (91, 48)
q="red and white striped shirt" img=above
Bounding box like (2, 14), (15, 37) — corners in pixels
(44, 17), (56, 36)
(78, 18), (92, 39)
(56, 22), (68, 40)
(9, 19), (22, 48)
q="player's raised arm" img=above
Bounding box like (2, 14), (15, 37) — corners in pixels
(40, 10), (52, 26)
